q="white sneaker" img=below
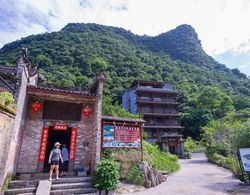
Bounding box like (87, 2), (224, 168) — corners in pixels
(48, 178), (52, 181)
(56, 177), (59, 180)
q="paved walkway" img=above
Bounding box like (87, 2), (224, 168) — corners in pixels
(130, 153), (250, 195)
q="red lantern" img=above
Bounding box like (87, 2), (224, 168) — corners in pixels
(83, 106), (92, 119)
(31, 101), (42, 114)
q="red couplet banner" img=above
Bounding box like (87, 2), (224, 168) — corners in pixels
(38, 127), (49, 162)
(69, 128), (77, 160)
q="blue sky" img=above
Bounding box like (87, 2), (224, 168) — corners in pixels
(0, 0), (250, 76)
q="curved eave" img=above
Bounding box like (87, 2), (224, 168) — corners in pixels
(27, 85), (97, 102)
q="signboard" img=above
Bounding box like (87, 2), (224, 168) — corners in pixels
(69, 128), (77, 160)
(54, 124), (67, 130)
(239, 148), (250, 172)
(38, 127), (49, 162)
(102, 125), (141, 148)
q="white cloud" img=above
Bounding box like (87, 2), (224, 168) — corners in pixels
(1, 0), (250, 75)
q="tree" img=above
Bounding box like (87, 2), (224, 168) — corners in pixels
(36, 54), (52, 68)
(233, 120), (250, 148)
(181, 107), (211, 139)
(197, 86), (234, 118)
(102, 96), (141, 119)
(233, 96), (250, 111)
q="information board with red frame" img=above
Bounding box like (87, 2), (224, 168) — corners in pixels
(102, 125), (142, 148)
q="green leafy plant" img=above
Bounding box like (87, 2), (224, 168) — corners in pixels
(125, 164), (145, 185)
(102, 96), (141, 119)
(143, 141), (180, 173)
(206, 151), (241, 176)
(0, 92), (14, 106)
(102, 149), (113, 160)
(94, 160), (120, 194)
(184, 137), (205, 153)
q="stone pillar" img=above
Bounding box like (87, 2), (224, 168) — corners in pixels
(91, 71), (105, 172)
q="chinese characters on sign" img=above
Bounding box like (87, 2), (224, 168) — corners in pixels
(38, 127), (49, 162)
(239, 148), (250, 172)
(54, 124), (67, 130)
(70, 128), (77, 160)
(102, 125), (141, 148)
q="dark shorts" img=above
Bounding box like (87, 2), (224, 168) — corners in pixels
(50, 160), (59, 165)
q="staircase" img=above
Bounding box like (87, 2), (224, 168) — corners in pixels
(50, 176), (97, 195)
(4, 179), (38, 195)
(4, 176), (98, 195)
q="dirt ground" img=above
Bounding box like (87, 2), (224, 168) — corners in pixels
(118, 153), (250, 195)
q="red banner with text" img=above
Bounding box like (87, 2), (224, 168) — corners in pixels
(69, 128), (77, 160)
(38, 127), (49, 162)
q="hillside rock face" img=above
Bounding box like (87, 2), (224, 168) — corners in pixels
(62, 23), (214, 66)
(0, 22), (248, 101)
(141, 24), (214, 66)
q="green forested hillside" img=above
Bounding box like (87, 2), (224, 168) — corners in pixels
(0, 23), (249, 139)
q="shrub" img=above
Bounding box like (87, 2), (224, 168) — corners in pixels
(184, 137), (197, 152)
(233, 121), (250, 149)
(125, 164), (145, 185)
(183, 151), (191, 159)
(143, 141), (180, 173)
(94, 160), (120, 193)
(184, 137), (205, 153)
(102, 149), (113, 160)
(206, 150), (242, 176)
(0, 92), (14, 106)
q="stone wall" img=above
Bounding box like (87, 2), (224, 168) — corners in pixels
(17, 97), (44, 173)
(74, 104), (96, 171)
(0, 106), (15, 190)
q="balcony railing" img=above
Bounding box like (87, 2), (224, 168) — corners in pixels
(139, 112), (180, 117)
(137, 97), (177, 104)
(144, 125), (184, 129)
(145, 121), (181, 126)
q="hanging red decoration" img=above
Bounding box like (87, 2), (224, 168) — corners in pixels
(31, 101), (42, 114)
(83, 106), (92, 119)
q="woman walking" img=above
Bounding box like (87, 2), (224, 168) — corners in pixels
(48, 142), (63, 181)
(61, 144), (69, 176)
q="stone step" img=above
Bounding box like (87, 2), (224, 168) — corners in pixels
(32, 172), (77, 179)
(15, 193), (35, 195)
(8, 180), (39, 189)
(52, 176), (92, 184)
(4, 187), (36, 195)
(50, 187), (97, 195)
(78, 194), (98, 195)
(51, 182), (93, 190)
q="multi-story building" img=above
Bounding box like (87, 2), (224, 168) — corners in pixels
(122, 80), (184, 155)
